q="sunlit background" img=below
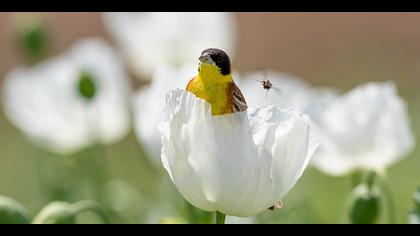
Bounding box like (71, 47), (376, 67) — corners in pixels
(0, 13), (419, 224)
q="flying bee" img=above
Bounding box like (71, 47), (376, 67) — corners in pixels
(254, 71), (282, 98)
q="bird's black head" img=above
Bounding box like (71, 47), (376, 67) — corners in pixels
(199, 48), (231, 75)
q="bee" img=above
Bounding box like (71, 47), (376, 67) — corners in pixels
(254, 71), (282, 98)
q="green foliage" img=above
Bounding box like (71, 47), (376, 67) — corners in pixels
(413, 188), (420, 209)
(32, 202), (76, 224)
(408, 188), (420, 224)
(0, 196), (30, 224)
(32, 200), (108, 224)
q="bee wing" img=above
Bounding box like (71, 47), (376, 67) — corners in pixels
(232, 81), (248, 113)
(264, 86), (284, 99)
(270, 86), (283, 92)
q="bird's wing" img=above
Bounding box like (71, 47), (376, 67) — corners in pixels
(232, 81), (248, 112)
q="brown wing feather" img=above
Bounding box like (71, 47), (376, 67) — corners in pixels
(231, 81), (248, 112)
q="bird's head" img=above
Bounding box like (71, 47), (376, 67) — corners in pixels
(198, 48), (231, 76)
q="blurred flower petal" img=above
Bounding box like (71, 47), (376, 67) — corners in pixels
(103, 12), (238, 79)
(132, 63), (196, 165)
(312, 82), (415, 176)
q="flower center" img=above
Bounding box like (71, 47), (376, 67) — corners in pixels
(78, 70), (97, 101)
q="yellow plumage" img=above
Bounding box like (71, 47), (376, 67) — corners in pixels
(187, 63), (234, 116)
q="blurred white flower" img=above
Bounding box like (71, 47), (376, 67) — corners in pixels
(312, 82), (415, 176)
(2, 38), (131, 155)
(133, 63), (196, 165)
(159, 89), (318, 217)
(242, 73), (415, 176)
(102, 12), (238, 79)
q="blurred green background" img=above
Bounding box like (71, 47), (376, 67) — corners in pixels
(0, 13), (419, 223)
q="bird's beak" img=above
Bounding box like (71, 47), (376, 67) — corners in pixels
(199, 53), (214, 65)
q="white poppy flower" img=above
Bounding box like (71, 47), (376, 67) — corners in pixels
(159, 89), (319, 217)
(102, 12), (237, 79)
(2, 38), (131, 155)
(132, 63), (196, 164)
(312, 82), (415, 176)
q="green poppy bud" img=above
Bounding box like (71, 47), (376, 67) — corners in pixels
(408, 188), (420, 224)
(413, 188), (420, 209)
(0, 196), (30, 224)
(32, 202), (76, 224)
(13, 13), (49, 64)
(348, 184), (381, 224)
(32, 200), (109, 224)
(409, 209), (420, 224)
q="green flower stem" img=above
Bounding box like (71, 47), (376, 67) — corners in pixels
(215, 212), (226, 224)
(73, 200), (110, 224)
(351, 171), (363, 188)
(31, 147), (51, 200)
(185, 201), (199, 223)
(378, 174), (396, 224)
(183, 201), (213, 224)
(84, 144), (110, 201)
(30, 146), (63, 202)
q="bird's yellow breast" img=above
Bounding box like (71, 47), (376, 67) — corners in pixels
(186, 63), (233, 116)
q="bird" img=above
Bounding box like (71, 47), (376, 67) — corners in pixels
(186, 49), (282, 211)
(186, 48), (247, 116)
